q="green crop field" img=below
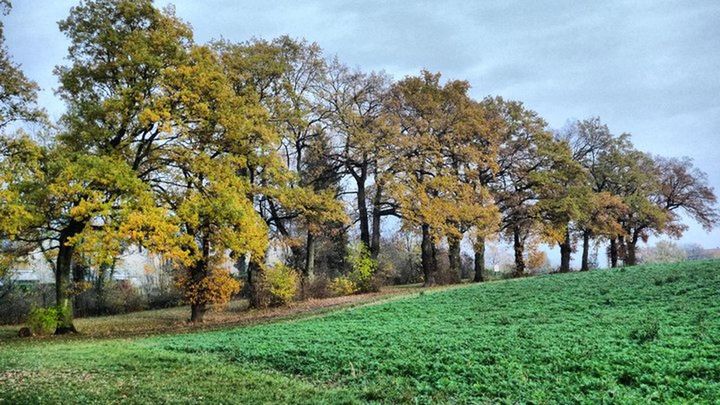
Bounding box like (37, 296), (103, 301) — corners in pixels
(1, 260), (719, 404)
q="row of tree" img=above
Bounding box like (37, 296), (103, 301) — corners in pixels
(1, 0), (717, 330)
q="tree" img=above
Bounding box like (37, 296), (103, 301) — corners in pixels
(0, 136), (167, 332)
(215, 37), (346, 303)
(295, 130), (347, 296)
(654, 156), (719, 232)
(441, 98), (500, 279)
(385, 71), (498, 286)
(0, 1), (46, 281)
(575, 191), (626, 270)
(149, 45), (276, 322)
(481, 97), (551, 277)
(321, 60), (393, 259)
(587, 136), (653, 267)
(25, 0), (197, 330)
(612, 154), (718, 266)
(532, 137), (591, 273)
(639, 240), (687, 264)
(557, 118), (627, 270)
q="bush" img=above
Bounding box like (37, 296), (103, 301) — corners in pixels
(91, 281), (148, 315)
(329, 276), (357, 296)
(306, 275), (333, 299)
(26, 306), (58, 336)
(346, 243), (378, 293)
(376, 232), (422, 285)
(147, 287), (183, 309)
(257, 264), (299, 307)
(0, 282), (55, 325)
(175, 268), (242, 310)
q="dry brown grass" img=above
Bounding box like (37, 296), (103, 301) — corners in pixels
(0, 283), (459, 341)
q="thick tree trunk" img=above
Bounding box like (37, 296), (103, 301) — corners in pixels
(609, 238), (618, 268)
(626, 235), (638, 266)
(54, 221), (83, 334)
(302, 230), (317, 298)
(473, 236), (485, 282)
(618, 235), (627, 266)
(189, 235), (210, 323)
(190, 303), (206, 323)
(289, 245), (304, 271)
(54, 242), (77, 334)
(369, 181), (383, 260)
(421, 223), (436, 286)
(580, 230), (590, 271)
(512, 226), (525, 278)
(247, 259), (263, 309)
(559, 228), (572, 273)
(448, 235), (461, 278)
(431, 241), (438, 273)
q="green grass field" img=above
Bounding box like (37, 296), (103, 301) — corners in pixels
(1, 260), (719, 404)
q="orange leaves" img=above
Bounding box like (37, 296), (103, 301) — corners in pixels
(385, 71), (501, 242)
(175, 267), (242, 307)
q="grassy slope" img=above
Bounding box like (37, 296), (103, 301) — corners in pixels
(0, 285), (429, 341)
(1, 260), (719, 404)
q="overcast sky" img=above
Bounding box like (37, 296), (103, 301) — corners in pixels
(4, 1), (719, 254)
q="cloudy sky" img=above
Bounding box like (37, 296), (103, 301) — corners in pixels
(4, 0), (719, 253)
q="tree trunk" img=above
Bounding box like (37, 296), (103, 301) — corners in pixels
(189, 235), (210, 323)
(512, 226), (525, 278)
(54, 241), (77, 334)
(289, 245), (304, 271)
(356, 171), (371, 251)
(448, 235), (461, 278)
(421, 223), (436, 286)
(559, 228), (572, 273)
(302, 230), (317, 298)
(54, 221), (83, 334)
(190, 303), (206, 323)
(248, 259), (263, 309)
(580, 230), (590, 271)
(609, 238), (618, 268)
(626, 234), (638, 266)
(473, 236), (485, 282)
(618, 235), (627, 266)
(370, 180), (383, 260)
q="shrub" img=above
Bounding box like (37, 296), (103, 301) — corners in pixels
(329, 276), (357, 296)
(346, 243), (378, 293)
(147, 287), (183, 309)
(26, 306), (58, 336)
(97, 281), (148, 315)
(306, 275), (333, 299)
(176, 268), (242, 309)
(0, 282), (55, 325)
(258, 264), (299, 307)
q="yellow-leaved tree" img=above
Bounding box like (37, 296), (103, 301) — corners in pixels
(385, 71), (499, 285)
(151, 45), (275, 322)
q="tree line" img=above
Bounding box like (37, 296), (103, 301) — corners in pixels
(0, 0), (717, 330)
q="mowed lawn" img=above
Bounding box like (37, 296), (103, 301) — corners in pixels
(1, 261), (719, 403)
